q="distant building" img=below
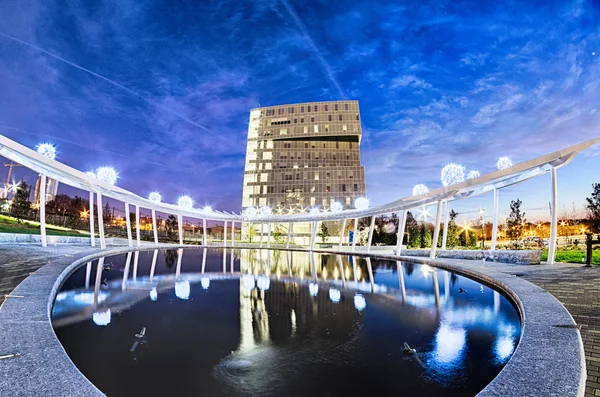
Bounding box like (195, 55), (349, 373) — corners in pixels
(33, 175), (59, 205)
(241, 100), (367, 244)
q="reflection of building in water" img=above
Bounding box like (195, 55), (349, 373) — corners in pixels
(33, 174), (59, 205)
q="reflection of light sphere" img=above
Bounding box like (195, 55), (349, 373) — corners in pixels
(354, 197), (369, 210)
(330, 201), (343, 213)
(177, 195), (193, 209)
(95, 167), (118, 185)
(309, 282), (319, 297)
(242, 274), (256, 291)
(497, 156), (513, 170)
(203, 206), (212, 213)
(309, 207), (320, 215)
(175, 280), (190, 300)
(441, 163), (466, 187)
(201, 277), (210, 290)
(257, 275), (270, 291)
(259, 206), (272, 216)
(495, 336), (515, 362)
(244, 207), (257, 218)
(36, 143), (56, 160)
(85, 171), (96, 179)
(92, 309), (111, 326)
(467, 170), (480, 180)
(413, 184), (429, 196)
(384, 222), (396, 234)
(329, 288), (341, 303)
(354, 294), (366, 311)
(148, 192), (162, 203)
(149, 288), (158, 301)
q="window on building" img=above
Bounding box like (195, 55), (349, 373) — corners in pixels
(311, 197), (316, 206)
(301, 117), (304, 123)
(301, 106), (304, 112)
(307, 106), (311, 112)
(356, 114), (360, 120)
(265, 163), (272, 170)
(314, 105), (318, 111)
(280, 128), (287, 135)
(342, 125), (347, 132)
(324, 104), (328, 111)
(346, 197), (351, 206)
(354, 184), (358, 191)
(339, 114), (343, 121)
(305, 143), (308, 148)
(335, 104), (339, 111)
(278, 108), (283, 115)
(260, 173), (268, 182)
(326, 172), (330, 178)
(289, 107), (294, 113)
(345, 104), (349, 110)
(349, 142), (353, 149)
(303, 126), (308, 133)
(314, 172), (319, 180)
(335, 142), (339, 149)
(311, 117), (315, 122)
(342, 184), (346, 192)
(314, 125), (319, 133)
(267, 186), (274, 193)
(283, 143), (291, 148)
(296, 174), (300, 179)
(328, 115), (332, 121)
(311, 186), (316, 193)
(294, 118), (297, 123)
(326, 185), (330, 192)
(325, 124), (329, 132)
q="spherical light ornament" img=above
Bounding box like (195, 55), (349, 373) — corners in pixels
(497, 156), (513, 170)
(441, 163), (466, 187)
(244, 207), (257, 218)
(330, 201), (343, 213)
(36, 143), (56, 160)
(467, 170), (480, 180)
(259, 206), (272, 216)
(85, 171), (96, 179)
(257, 275), (270, 291)
(201, 277), (210, 290)
(329, 288), (341, 304)
(148, 192), (162, 203)
(95, 166), (118, 185)
(177, 195), (193, 209)
(413, 184), (429, 196)
(309, 282), (319, 297)
(309, 207), (320, 215)
(203, 206), (212, 213)
(354, 197), (369, 211)
(175, 280), (190, 300)
(354, 294), (367, 311)
(92, 309), (111, 326)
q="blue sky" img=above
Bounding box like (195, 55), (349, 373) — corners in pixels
(0, 0), (599, 222)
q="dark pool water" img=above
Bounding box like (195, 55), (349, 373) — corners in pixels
(52, 248), (521, 397)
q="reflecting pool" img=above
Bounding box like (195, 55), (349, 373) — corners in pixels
(52, 248), (521, 397)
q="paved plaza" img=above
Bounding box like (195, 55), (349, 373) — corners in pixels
(0, 244), (599, 395)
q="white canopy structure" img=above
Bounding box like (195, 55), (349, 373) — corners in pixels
(0, 134), (598, 263)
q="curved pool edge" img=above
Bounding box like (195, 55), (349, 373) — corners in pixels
(0, 245), (586, 397)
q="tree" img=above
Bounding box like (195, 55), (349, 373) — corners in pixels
(164, 250), (177, 269)
(506, 199), (526, 243)
(447, 209), (459, 248)
(272, 224), (284, 244)
(103, 202), (111, 224)
(318, 222), (330, 243)
(586, 183), (600, 234)
(405, 211), (419, 248)
(11, 179), (31, 221)
(246, 225), (257, 242)
(165, 214), (178, 239)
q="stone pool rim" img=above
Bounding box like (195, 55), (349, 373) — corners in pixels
(0, 245), (586, 397)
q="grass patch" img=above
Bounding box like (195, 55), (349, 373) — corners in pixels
(0, 214), (87, 237)
(541, 249), (600, 265)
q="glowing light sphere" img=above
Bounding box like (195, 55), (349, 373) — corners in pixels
(203, 206), (212, 213)
(85, 171), (96, 179)
(95, 166), (118, 185)
(309, 206), (320, 215)
(242, 274), (256, 291)
(467, 170), (480, 180)
(201, 277), (210, 290)
(329, 288), (341, 304)
(497, 156), (513, 170)
(384, 222), (396, 234)
(149, 288), (158, 301)
(354, 294), (367, 311)
(175, 280), (190, 300)
(36, 143), (56, 160)
(441, 163), (466, 187)
(259, 205), (272, 216)
(309, 282), (319, 297)
(92, 309), (111, 326)
(257, 275), (270, 291)
(413, 184), (429, 196)
(244, 207), (257, 218)
(354, 197), (369, 211)
(148, 191), (162, 203)
(177, 195), (193, 209)
(330, 201), (343, 213)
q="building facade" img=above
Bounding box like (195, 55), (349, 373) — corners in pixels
(241, 100), (366, 244)
(33, 175), (59, 205)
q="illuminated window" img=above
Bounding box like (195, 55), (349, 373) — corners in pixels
(314, 172), (319, 180)
(280, 128), (287, 135)
(303, 126), (308, 133)
(311, 197), (316, 206)
(342, 125), (347, 131)
(346, 197), (351, 205)
(325, 124), (329, 132)
(314, 125), (318, 133)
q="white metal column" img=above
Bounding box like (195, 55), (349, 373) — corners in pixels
(338, 219), (347, 250)
(125, 202), (133, 247)
(352, 218), (358, 252)
(396, 211), (407, 255)
(203, 218), (207, 246)
(231, 221), (235, 247)
(366, 216), (376, 253)
(259, 223), (264, 247)
(39, 174), (47, 247)
(224, 220), (228, 247)
(491, 188), (500, 251)
(286, 222), (292, 249)
(310, 221), (317, 251)
(89, 191), (95, 247)
(548, 168), (559, 264)
(178, 214), (183, 245)
(267, 222), (272, 248)
(151, 209), (158, 246)
(96, 193), (106, 249)
(431, 200), (443, 259)
(135, 205), (141, 247)
(441, 201), (450, 250)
